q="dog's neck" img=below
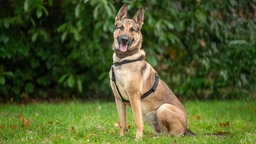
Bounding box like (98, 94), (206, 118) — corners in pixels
(114, 48), (139, 58)
(113, 49), (145, 63)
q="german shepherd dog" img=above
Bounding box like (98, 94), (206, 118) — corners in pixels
(110, 4), (193, 140)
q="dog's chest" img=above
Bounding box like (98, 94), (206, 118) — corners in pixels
(113, 66), (134, 87)
(112, 65), (137, 98)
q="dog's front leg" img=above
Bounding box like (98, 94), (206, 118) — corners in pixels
(115, 98), (127, 136)
(130, 92), (143, 140)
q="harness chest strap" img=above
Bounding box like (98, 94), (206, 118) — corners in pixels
(111, 57), (159, 102)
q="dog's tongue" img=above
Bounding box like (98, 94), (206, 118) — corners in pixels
(120, 44), (128, 52)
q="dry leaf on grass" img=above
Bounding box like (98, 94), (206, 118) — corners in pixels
(219, 122), (230, 128)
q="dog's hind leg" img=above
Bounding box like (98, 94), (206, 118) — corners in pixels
(156, 104), (187, 136)
(145, 112), (163, 134)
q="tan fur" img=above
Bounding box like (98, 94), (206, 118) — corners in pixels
(110, 4), (188, 140)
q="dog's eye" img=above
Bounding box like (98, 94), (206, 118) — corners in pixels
(130, 28), (136, 32)
(118, 26), (124, 30)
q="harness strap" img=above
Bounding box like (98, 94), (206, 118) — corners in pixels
(113, 56), (144, 66)
(111, 57), (159, 102)
(141, 74), (159, 99)
(111, 67), (129, 102)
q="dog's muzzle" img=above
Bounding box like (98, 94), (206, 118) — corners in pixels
(118, 35), (129, 45)
(117, 35), (134, 52)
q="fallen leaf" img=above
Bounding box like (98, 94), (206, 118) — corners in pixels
(35, 112), (40, 117)
(55, 134), (62, 139)
(69, 126), (76, 133)
(44, 137), (50, 142)
(113, 123), (130, 129)
(0, 125), (5, 129)
(193, 114), (201, 120)
(10, 125), (17, 129)
(20, 115), (29, 128)
(46, 121), (60, 125)
(97, 125), (105, 130)
(219, 122), (230, 128)
(113, 123), (119, 128)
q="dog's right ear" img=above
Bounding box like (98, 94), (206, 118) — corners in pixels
(115, 4), (128, 25)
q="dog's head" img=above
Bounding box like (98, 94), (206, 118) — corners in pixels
(113, 4), (144, 58)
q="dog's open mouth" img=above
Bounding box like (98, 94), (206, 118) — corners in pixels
(118, 35), (133, 52)
(120, 43), (128, 52)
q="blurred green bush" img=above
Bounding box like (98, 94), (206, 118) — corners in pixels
(0, 0), (255, 102)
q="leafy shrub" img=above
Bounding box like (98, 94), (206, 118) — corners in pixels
(0, 0), (255, 102)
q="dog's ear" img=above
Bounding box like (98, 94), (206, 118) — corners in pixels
(115, 4), (128, 25)
(133, 8), (144, 29)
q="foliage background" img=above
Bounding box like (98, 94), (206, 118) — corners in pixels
(0, 0), (255, 102)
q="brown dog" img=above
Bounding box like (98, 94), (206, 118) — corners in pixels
(110, 4), (192, 140)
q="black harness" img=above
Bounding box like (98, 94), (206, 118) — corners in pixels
(111, 56), (159, 102)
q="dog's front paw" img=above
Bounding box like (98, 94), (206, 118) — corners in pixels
(134, 135), (143, 141)
(120, 131), (125, 136)
(119, 128), (128, 136)
(134, 132), (143, 141)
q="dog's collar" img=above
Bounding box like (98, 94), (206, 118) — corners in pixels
(113, 56), (145, 66)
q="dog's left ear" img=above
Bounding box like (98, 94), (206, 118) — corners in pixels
(133, 8), (144, 29)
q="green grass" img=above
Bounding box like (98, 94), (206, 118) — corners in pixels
(0, 100), (255, 144)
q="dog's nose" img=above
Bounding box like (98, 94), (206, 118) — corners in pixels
(121, 35), (129, 43)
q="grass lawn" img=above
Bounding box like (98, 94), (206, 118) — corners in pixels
(0, 100), (255, 143)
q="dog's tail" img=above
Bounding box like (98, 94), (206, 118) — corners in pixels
(184, 129), (195, 136)
(184, 129), (230, 137)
